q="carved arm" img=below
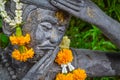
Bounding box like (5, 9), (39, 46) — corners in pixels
(50, 0), (120, 49)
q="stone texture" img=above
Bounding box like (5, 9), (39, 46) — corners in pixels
(0, 65), (11, 80)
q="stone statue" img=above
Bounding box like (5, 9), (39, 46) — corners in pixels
(2, 0), (70, 80)
(1, 0), (120, 80)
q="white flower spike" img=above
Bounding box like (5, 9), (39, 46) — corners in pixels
(0, 0), (23, 27)
(15, 16), (22, 24)
(16, 3), (23, 10)
(13, 0), (19, 3)
(0, 11), (7, 18)
(4, 16), (12, 23)
(10, 20), (16, 26)
(15, 10), (23, 17)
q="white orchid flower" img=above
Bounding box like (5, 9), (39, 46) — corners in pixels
(0, 11), (8, 18)
(15, 10), (23, 17)
(4, 16), (12, 23)
(0, 6), (5, 11)
(15, 16), (22, 24)
(13, 0), (19, 3)
(16, 3), (23, 10)
(10, 20), (16, 26)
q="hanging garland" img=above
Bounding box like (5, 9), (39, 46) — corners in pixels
(0, 0), (34, 62)
(55, 36), (87, 80)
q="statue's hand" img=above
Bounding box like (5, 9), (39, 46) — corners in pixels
(50, 0), (86, 18)
(20, 0), (57, 10)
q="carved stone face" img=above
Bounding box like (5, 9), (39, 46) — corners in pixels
(2, 2), (70, 60)
(22, 5), (70, 55)
(2, 1), (70, 57)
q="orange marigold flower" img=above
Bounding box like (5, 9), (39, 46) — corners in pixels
(10, 34), (30, 45)
(12, 48), (34, 62)
(55, 49), (73, 65)
(9, 35), (18, 45)
(73, 68), (87, 80)
(56, 73), (73, 80)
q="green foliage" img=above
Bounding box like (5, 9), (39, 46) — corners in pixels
(0, 17), (9, 48)
(86, 77), (120, 80)
(0, 17), (2, 29)
(0, 33), (9, 48)
(66, 18), (119, 51)
(66, 0), (120, 80)
(93, 0), (120, 21)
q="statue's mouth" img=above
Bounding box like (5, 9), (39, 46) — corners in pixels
(35, 40), (58, 50)
(35, 46), (55, 50)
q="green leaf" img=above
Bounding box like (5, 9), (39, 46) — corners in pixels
(0, 33), (9, 48)
(0, 19), (2, 28)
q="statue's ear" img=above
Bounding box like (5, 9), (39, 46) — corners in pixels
(20, 0), (57, 10)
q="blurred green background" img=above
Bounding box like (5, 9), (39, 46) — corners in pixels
(0, 0), (120, 80)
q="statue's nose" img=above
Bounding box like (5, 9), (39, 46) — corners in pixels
(45, 33), (51, 39)
(49, 29), (59, 43)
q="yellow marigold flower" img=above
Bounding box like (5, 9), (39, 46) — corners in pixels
(55, 49), (73, 65)
(10, 33), (30, 45)
(73, 68), (87, 80)
(12, 48), (34, 62)
(56, 73), (73, 80)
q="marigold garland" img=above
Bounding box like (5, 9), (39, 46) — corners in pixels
(55, 69), (87, 80)
(73, 68), (87, 80)
(10, 33), (30, 45)
(12, 48), (34, 62)
(55, 49), (73, 65)
(56, 73), (73, 80)
(0, 0), (35, 62)
(55, 36), (87, 80)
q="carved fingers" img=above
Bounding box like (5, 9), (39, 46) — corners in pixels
(50, 0), (85, 16)
(22, 47), (60, 80)
(33, 49), (58, 74)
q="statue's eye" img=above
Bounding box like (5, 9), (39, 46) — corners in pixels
(42, 26), (48, 31)
(41, 22), (52, 31)
(58, 26), (65, 32)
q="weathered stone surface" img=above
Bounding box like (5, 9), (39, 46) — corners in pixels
(71, 49), (116, 77)
(0, 65), (10, 80)
(20, 0), (57, 10)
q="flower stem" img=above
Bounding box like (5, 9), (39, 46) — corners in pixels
(16, 26), (22, 37)
(19, 45), (26, 53)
